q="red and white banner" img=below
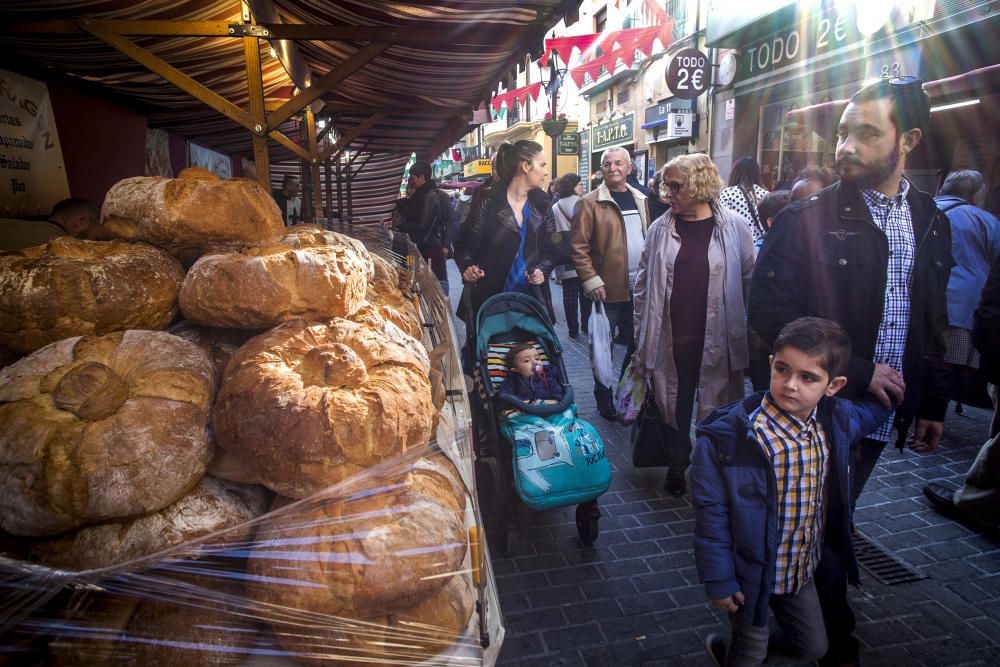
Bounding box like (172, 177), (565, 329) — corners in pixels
(489, 82), (544, 114)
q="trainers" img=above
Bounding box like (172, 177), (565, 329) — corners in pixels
(666, 469), (686, 497)
(705, 633), (726, 667)
(598, 406), (617, 422)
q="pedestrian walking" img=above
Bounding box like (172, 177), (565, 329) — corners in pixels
(571, 146), (650, 421)
(551, 173), (591, 339)
(632, 154), (755, 496)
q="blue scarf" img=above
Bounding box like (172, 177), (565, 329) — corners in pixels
(503, 201), (533, 293)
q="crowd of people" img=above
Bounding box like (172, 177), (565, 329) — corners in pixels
(388, 76), (999, 667)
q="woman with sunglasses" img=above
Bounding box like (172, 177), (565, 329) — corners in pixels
(631, 154), (756, 496)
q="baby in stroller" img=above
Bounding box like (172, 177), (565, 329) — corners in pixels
(498, 343), (565, 404)
(471, 292), (611, 547)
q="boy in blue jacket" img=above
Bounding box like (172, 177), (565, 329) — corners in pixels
(692, 317), (891, 666)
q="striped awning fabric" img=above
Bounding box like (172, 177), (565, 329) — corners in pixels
(0, 0), (577, 219)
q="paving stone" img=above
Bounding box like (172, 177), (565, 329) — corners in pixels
(542, 621), (606, 652)
(506, 607), (566, 635)
(514, 552), (568, 572)
(562, 598), (625, 624)
(610, 539), (663, 559)
(524, 584), (587, 609)
(580, 577), (638, 601)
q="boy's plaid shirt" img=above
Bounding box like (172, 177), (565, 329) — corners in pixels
(750, 393), (829, 595)
(862, 178), (915, 442)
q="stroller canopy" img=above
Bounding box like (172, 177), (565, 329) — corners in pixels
(475, 293), (563, 360)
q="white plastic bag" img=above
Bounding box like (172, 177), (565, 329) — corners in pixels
(590, 300), (614, 387)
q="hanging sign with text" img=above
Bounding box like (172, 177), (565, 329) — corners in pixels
(591, 113), (635, 152)
(0, 69), (69, 216)
(558, 132), (580, 155)
(666, 48), (711, 100)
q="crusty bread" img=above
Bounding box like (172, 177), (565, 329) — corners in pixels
(282, 224), (376, 275)
(50, 577), (258, 667)
(270, 573), (475, 666)
(367, 254), (422, 338)
(31, 476), (268, 570)
(166, 321), (259, 384)
(0, 238), (184, 354)
(213, 318), (434, 498)
(177, 166), (220, 181)
(0, 330), (215, 536)
(178, 241), (373, 328)
(100, 176), (284, 260)
(246, 453), (468, 618)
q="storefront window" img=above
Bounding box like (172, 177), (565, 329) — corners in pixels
(757, 94), (841, 190)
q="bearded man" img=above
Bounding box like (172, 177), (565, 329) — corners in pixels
(748, 77), (953, 666)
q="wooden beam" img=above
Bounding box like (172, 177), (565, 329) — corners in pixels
(324, 159), (333, 227)
(3, 20), (542, 49)
(350, 151), (374, 180)
(269, 129), (311, 162)
(265, 23), (540, 49)
(318, 113), (384, 162)
(305, 106), (322, 223)
(267, 42), (389, 130)
(243, 25), (270, 191)
(80, 19), (255, 133)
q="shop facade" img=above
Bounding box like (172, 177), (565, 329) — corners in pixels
(708, 0), (999, 193)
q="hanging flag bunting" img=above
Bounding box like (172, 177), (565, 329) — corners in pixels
(566, 25), (674, 87)
(489, 82), (543, 114)
(538, 34), (601, 67)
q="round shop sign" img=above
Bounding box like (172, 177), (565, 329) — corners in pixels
(666, 48), (710, 100)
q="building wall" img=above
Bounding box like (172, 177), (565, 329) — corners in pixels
(47, 80), (147, 207)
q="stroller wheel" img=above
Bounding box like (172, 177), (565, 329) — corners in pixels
(576, 501), (601, 547)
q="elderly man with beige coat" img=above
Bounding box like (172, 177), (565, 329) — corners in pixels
(632, 153), (755, 496)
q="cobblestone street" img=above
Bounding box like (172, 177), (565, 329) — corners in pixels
(449, 268), (1000, 666)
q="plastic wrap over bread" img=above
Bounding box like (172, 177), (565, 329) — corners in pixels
(0, 445), (483, 666)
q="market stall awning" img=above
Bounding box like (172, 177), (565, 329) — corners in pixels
(0, 0), (579, 220)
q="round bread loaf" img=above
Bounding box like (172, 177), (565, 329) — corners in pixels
(30, 476), (268, 570)
(178, 242), (373, 328)
(270, 573), (474, 666)
(166, 321), (259, 384)
(282, 224), (376, 275)
(0, 238), (184, 354)
(247, 453), (467, 618)
(367, 255), (422, 338)
(50, 577), (258, 667)
(100, 175), (285, 259)
(213, 318), (434, 498)
(0, 330), (215, 536)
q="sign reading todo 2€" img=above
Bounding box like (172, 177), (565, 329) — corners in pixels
(666, 48), (711, 100)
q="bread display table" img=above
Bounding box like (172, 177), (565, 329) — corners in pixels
(0, 186), (503, 666)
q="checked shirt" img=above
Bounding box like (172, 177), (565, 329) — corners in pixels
(863, 178), (915, 442)
(750, 393), (829, 595)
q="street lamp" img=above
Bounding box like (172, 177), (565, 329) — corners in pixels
(540, 57), (569, 179)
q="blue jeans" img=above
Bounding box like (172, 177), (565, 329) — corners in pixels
(593, 297), (634, 413)
(726, 578), (828, 666)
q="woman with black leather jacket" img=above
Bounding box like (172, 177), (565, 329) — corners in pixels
(454, 140), (559, 325)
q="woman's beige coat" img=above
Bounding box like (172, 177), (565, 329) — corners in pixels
(632, 202), (756, 428)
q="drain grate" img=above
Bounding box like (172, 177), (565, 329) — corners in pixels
(853, 534), (927, 585)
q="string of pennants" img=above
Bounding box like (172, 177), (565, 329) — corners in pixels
(489, 0), (674, 113)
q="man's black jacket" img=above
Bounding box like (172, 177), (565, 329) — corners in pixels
(399, 181), (449, 249)
(454, 182), (557, 320)
(748, 179), (954, 448)
(974, 259), (1000, 385)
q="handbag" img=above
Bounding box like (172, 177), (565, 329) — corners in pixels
(631, 387), (670, 468)
(738, 186), (767, 240)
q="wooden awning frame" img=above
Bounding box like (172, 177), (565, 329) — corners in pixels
(3, 2), (560, 222)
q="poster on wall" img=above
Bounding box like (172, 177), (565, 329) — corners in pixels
(145, 128), (173, 177)
(0, 68), (70, 216)
(187, 142), (232, 179)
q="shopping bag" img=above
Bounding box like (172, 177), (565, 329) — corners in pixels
(631, 389), (670, 468)
(590, 301), (614, 387)
(615, 361), (646, 425)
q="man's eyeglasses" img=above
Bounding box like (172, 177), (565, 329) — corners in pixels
(659, 180), (685, 195)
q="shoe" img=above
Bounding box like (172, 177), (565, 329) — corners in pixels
(704, 633), (726, 667)
(666, 469), (686, 497)
(568, 330), (579, 339)
(598, 406), (617, 422)
(923, 482), (959, 516)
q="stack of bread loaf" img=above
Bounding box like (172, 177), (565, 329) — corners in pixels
(0, 171), (472, 665)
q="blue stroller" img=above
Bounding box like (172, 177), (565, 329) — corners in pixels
(468, 292), (611, 554)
